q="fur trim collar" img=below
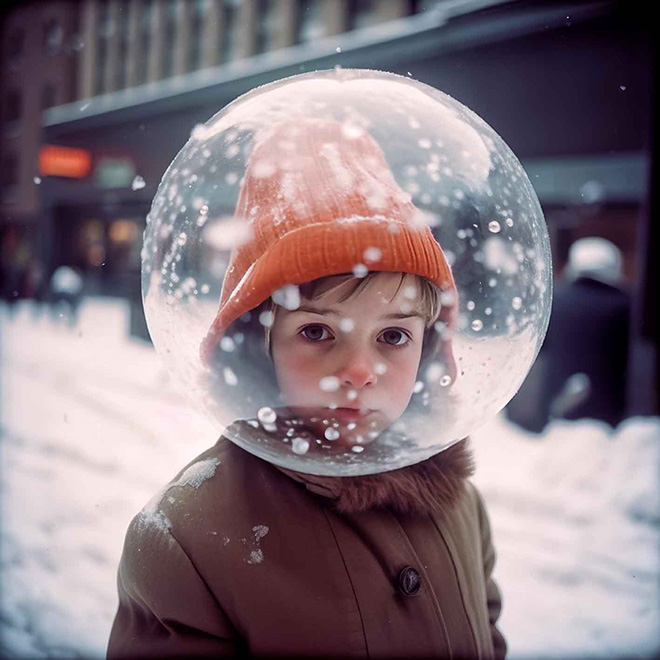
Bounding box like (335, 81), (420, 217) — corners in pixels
(279, 439), (475, 516)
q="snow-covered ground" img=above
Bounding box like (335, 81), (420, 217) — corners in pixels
(1, 298), (658, 658)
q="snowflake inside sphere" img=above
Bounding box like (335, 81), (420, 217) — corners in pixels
(142, 69), (552, 476)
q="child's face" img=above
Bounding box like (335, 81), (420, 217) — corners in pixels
(270, 272), (426, 447)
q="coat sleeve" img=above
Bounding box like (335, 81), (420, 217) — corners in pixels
(107, 512), (243, 658)
(475, 489), (507, 659)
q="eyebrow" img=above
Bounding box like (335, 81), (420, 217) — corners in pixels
(291, 304), (425, 320)
(382, 311), (426, 320)
(293, 304), (340, 317)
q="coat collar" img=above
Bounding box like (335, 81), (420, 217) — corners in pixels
(226, 420), (474, 516)
(277, 439), (474, 516)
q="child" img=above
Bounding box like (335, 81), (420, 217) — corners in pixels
(108, 118), (506, 658)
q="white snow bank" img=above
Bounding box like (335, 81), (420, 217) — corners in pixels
(1, 299), (658, 658)
(471, 415), (660, 658)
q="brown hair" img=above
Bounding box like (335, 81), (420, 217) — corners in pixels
(264, 271), (443, 355)
(300, 272), (441, 327)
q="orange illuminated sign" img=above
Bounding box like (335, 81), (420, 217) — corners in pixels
(38, 145), (92, 179)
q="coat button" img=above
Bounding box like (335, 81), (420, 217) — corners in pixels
(397, 566), (421, 596)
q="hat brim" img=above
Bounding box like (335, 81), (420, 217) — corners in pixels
(200, 218), (456, 365)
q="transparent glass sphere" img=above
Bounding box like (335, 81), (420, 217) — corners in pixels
(142, 68), (552, 476)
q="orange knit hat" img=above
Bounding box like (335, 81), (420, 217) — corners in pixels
(200, 117), (458, 370)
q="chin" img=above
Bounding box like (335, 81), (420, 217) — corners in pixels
(282, 404), (397, 444)
(316, 413), (387, 448)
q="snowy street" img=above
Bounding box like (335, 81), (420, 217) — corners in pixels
(1, 298), (658, 658)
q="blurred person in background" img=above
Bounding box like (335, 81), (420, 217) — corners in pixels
(48, 264), (84, 327)
(507, 237), (631, 432)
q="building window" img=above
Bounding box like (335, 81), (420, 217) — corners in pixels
(7, 27), (25, 68)
(42, 83), (57, 110)
(43, 18), (64, 55)
(96, 0), (110, 94)
(162, 0), (177, 78)
(255, 0), (276, 54)
(116, 0), (130, 89)
(348, 0), (375, 30)
(82, 220), (106, 268)
(221, 0), (240, 63)
(137, 0), (153, 84)
(296, 0), (324, 43)
(189, 0), (207, 71)
(108, 218), (142, 273)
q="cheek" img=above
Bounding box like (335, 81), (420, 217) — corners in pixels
(382, 348), (422, 405)
(390, 344), (423, 380)
(273, 347), (322, 399)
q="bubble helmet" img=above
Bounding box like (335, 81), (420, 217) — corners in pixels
(142, 69), (552, 476)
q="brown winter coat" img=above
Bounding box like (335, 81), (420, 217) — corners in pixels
(107, 423), (506, 658)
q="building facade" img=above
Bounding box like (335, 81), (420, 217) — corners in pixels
(1, 0), (79, 301)
(1, 0), (428, 304)
(1, 0), (656, 414)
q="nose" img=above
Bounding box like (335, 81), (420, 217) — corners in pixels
(335, 350), (377, 390)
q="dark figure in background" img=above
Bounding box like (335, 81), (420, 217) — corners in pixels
(48, 265), (84, 327)
(507, 237), (631, 432)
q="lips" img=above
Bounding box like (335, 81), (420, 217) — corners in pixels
(328, 407), (372, 421)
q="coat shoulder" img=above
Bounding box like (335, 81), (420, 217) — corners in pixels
(120, 439), (242, 565)
(109, 441), (247, 657)
(132, 433), (313, 573)
(142, 437), (282, 534)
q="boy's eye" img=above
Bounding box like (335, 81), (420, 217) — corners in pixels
(301, 324), (333, 342)
(379, 328), (411, 346)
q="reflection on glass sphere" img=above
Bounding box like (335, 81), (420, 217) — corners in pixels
(142, 69), (552, 476)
